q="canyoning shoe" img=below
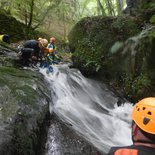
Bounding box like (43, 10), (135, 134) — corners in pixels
(46, 65), (53, 74)
(48, 65), (53, 72)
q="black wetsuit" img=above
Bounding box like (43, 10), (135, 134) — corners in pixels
(107, 145), (155, 155)
(20, 40), (41, 66)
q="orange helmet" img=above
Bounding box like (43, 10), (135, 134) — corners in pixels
(132, 97), (155, 134)
(50, 37), (56, 43)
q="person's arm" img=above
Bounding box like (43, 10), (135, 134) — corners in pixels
(21, 48), (34, 55)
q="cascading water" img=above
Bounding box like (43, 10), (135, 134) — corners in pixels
(40, 64), (133, 154)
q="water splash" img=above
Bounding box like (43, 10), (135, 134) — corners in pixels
(40, 64), (133, 153)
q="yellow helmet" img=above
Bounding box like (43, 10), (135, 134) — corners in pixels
(132, 97), (155, 134)
(39, 39), (48, 48)
(0, 34), (9, 43)
(38, 37), (42, 41)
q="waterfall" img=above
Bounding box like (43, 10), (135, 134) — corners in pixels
(40, 64), (133, 154)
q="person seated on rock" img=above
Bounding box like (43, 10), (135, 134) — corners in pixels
(17, 38), (48, 67)
(107, 97), (155, 155)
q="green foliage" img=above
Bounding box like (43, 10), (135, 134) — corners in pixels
(0, 11), (44, 41)
(123, 73), (151, 100)
(0, 0), (127, 41)
(111, 17), (140, 38)
(150, 15), (155, 24)
(84, 60), (101, 72)
(69, 16), (141, 76)
(73, 37), (102, 74)
(142, 2), (155, 9)
(0, 67), (40, 107)
(58, 51), (72, 62)
(148, 2), (155, 8)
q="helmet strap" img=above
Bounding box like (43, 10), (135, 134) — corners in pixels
(134, 139), (155, 144)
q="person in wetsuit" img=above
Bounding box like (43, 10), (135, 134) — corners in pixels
(18, 38), (48, 67)
(107, 97), (155, 155)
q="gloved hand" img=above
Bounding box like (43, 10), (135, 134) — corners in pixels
(32, 56), (37, 60)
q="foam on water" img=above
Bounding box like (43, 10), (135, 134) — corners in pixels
(40, 64), (133, 154)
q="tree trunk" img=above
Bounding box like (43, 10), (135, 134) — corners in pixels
(97, 0), (106, 15)
(28, 0), (34, 28)
(116, 0), (124, 15)
(106, 0), (115, 16)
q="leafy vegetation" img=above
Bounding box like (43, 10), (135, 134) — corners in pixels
(69, 16), (141, 76)
(0, 0), (128, 41)
(1, 0), (155, 101)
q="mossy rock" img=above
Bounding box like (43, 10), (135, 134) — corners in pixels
(0, 46), (51, 155)
(109, 27), (155, 101)
(0, 65), (51, 154)
(68, 14), (155, 101)
(68, 16), (141, 75)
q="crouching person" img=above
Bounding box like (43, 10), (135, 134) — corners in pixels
(18, 38), (48, 67)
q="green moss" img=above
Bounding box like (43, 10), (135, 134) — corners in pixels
(122, 73), (151, 101)
(0, 78), (7, 86)
(150, 15), (155, 24)
(0, 67), (41, 108)
(69, 16), (141, 75)
(0, 67), (37, 78)
(15, 85), (39, 108)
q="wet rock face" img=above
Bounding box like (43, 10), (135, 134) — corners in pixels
(68, 16), (141, 76)
(42, 114), (103, 155)
(0, 46), (51, 155)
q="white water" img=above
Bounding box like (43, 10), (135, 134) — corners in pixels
(40, 64), (133, 154)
